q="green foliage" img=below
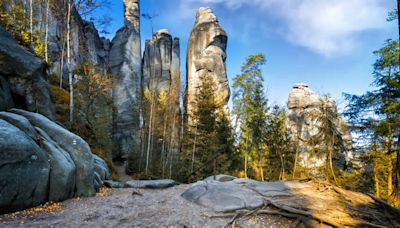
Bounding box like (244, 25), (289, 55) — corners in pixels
(0, 3), (45, 58)
(180, 72), (236, 182)
(264, 106), (295, 180)
(232, 53), (269, 180)
(344, 39), (400, 206)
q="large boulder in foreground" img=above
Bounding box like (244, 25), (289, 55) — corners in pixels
(0, 110), (110, 214)
(182, 175), (400, 227)
(0, 26), (55, 120)
(0, 120), (50, 214)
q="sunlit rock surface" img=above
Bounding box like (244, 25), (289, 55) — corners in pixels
(109, 0), (142, 161)
(185, 7), (230, 123)
(287, 83), (353, 168)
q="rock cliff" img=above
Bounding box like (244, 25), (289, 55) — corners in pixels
(141, 29), (181, 173)
(108, 0), (142, 162)
(287, 83), (353, 168)
(185, 7), (230, 123)
(0, 26), (55, 120)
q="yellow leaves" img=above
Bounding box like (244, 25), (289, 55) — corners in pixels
(2, 202), (62, 221)
(158, 89), (168, 108)
(96, 187), (112, 197)
(0, 3), (46, 59)
(143, 88), (152, 102)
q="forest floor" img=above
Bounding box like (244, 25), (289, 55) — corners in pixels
(1, 180), (400, 227)
(0, 184), (295, 228)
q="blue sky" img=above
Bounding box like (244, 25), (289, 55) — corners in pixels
(100, 0), (397, 110)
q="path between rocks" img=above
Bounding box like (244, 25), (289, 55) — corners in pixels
(0, 185), (295, 227)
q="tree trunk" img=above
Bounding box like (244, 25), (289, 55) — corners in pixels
(329, 149), (337, 184)
(67, 0), (73, 124)
(374, 158), (380, 198)
(29, 0), (33, 44)
(388, 155), (393, 197)
(293, 148), (299, 179)
(191, 126), (198, 173)
(244, 154), (248, 178)
(44, 0), (49, 63)
(280, 153), (285, 181)
(145, 97), (154, 175)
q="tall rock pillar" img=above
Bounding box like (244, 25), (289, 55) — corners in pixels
(141, 29), (181, 176)
(185, 7), (230, 124)
(109, 0), (141, 164)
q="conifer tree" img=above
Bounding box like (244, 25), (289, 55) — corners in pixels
(232, 54), (268, 180)
(344, 39), (400, 206)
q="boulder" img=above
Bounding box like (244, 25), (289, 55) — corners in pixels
(185, 7), (230, 124)
(0, 120), (49, 213)
(93, 154), (110, 181)
(104, 180), (126, 188)
(125, 179), (177, 189)
(181, 180), (264, 212)
(109, 0), (142, 162)
(204, 174), (236, 182)
(35, 127), (76, 201)
(0, 111), (37, 141)
(0, 26), (55, 120)
(10, 109), (96, 197)
(0, 75), (13, 111)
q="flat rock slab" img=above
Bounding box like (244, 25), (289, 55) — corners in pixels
(181, 181), (264, 212)
(125, 179), (177, 189)
(204, 174), (236, 182)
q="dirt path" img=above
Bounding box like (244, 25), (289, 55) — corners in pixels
(0, 185), (293, 228)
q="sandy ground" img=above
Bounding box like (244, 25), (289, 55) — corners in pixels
(0, 184), (295, 228)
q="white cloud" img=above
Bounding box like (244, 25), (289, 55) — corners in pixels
(180, 0), (390, 56)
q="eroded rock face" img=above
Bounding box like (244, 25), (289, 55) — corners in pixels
(1, 0), (110, 76)
(185, 7), (230, 123)
(0, 26), (55, 120)
(287, 83), (353, 168)
(0, 109), (110, 214)
(109, 0), (141, 161)
(141, 29), (181, 169)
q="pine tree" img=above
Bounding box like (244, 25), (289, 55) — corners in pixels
(232, 54), (268, 180)
(344, 39), (400, 206)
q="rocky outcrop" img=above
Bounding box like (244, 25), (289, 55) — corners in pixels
(0, 26), (55, 120)
(0, 109), (109, 214)
(1, 0), (109, 78)
(142, 29), (180, 94)
(287, 83), (353, 168)
(185, 7), (230, 123)
(109, 0), (142, 162)
(181, 175), (400, 227)
(141, 29), (181, 172)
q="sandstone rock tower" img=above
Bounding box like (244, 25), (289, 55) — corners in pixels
(142, 29), (181, 172)
(287, 83), (353, 168)
(109, 0), (141, 162)
(185, 7), (230, 123)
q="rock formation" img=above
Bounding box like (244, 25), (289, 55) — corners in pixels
(287, 83), (353, 168)
(0, 26), (55, 120)
(1, 0), (110, 79)
(109, 0), (142, 162)
(0, 109), (109, 214)
(185, 7), (230, 123)
(141, 29), (181, 173)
